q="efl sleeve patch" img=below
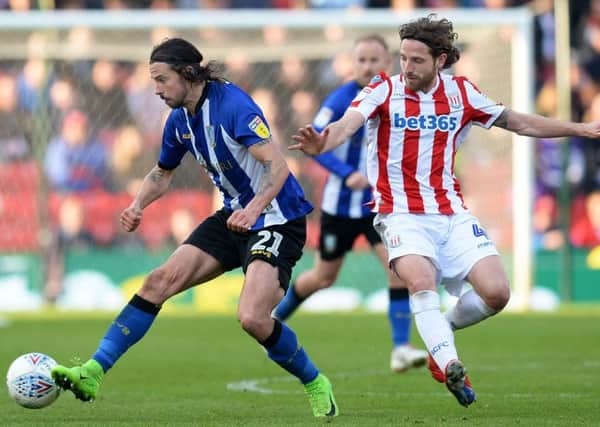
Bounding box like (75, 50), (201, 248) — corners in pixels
(248, 116), (271, 139)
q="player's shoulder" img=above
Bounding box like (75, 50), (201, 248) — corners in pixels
(366, 71), (392, 89)
(164, 108), (185, 129)
(210, 79), (248, 100)
(447, 74), (480, 91)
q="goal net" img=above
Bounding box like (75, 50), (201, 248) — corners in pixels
(0, 8), (534, 311)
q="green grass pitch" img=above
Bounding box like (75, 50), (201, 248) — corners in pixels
(1, 309), (599, 426)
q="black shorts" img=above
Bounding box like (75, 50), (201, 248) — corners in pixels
(319, 212), (381, 260)
(184, 208), (306, 290)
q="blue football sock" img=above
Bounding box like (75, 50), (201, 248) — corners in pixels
(262, 320), (319, 384)
(273, 284), (304, 321)
(92, 295), (161, 373)
(389, 288), (411, 347)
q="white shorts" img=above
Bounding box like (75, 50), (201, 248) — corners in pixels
(373, 211), (500, 296)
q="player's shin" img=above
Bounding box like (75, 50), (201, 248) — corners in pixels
(410, 290), (458, 373)
(444, 289), (497, 330)
(261, 319), (318, 384)
(92, 294), (161, 372)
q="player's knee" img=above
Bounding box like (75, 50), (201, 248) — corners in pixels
(141, 267), (178, 303)
(237, 311), (268, 338)
(481, 279), (511, 312)
(318, 272), (338, 289)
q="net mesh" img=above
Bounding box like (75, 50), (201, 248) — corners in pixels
(0, 13), (516, 265)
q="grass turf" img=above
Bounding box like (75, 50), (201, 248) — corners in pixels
(1, 309), (599, 426)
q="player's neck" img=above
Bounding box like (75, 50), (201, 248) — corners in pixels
(421, 73), (439, 94)
(183, 81), (207, 113)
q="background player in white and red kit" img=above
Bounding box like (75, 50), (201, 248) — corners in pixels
(290, 14), (600, 408)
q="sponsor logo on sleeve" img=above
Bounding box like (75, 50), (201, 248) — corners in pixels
(248, 116), (271, 139)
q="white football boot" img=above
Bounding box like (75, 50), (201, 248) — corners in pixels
(390, 345), (428, 373)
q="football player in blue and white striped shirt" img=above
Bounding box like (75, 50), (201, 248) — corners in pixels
(274, 35), (427, 373)
(51, 38), (338, 418)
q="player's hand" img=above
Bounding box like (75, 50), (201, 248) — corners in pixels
(345, 171), (370, 190)
(582, 120), (600, 139)
(120, 205), (142, 232)
(227, 209), (257, 233)
(289, 125), (328, 156)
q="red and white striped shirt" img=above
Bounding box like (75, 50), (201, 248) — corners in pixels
(349, 72), (505, 215)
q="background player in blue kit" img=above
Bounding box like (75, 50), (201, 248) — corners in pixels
(51, 38), (338, 418)
(273, 35), (427, 373)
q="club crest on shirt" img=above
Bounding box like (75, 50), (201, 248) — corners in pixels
(205, 125), (216, 148)
(248, 116), (271, 139)
(448, 93), (462, 110)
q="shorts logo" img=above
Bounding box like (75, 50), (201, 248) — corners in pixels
(389, 235), (401, 248)
(323, 234), (337, 254)
(472, 224), (488, 238)
(248, 116), (271, 139)
(182, 133), (192, 139)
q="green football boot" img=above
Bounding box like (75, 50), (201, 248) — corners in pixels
(51, 359), (104, 402)
(303, 374), (339, 418)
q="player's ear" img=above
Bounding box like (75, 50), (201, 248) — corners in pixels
(436, 53), (448, 69)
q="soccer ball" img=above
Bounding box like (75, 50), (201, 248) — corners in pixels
(6, 353), (61, 409)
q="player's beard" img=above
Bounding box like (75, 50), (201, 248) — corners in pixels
(162, 94), (185, 109)
(405, 68), (437, 92)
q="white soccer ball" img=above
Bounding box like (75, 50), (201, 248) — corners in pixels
(6, 352), (61, 409)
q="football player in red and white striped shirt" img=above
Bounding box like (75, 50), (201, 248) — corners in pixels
(291, 14), (600, 408)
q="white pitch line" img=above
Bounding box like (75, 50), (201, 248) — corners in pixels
(226, 367), (597, 399)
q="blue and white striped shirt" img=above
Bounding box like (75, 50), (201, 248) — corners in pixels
(159, 80), (312, 230)
(312, 81), (372, 218)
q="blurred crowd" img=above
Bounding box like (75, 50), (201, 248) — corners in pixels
(0, 0), (599, 300)
(0, 0), (543, 11)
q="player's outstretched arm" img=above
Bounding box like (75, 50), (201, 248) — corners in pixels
(493, 109), (600, 139)
(120, 165), (174, 232)
(290, 110), (365, 155)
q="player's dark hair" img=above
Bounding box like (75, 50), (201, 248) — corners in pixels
(354, 34), (389, 52)
(149, 37), (222, 83)
(398, 14), (460, 69)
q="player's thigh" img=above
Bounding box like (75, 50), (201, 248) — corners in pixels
(391, 255), (437, 292)
(374, 213), (441, 290)
(372, 242), (405, 288)
(140, 244), (223, 302)
(162, 244), (224, 291)
(466, 255), (510, 309)
(239, 260), (283, 317)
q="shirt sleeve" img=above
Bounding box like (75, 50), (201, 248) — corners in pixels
(347, 72), (391, 121)
(158, 111), (188, 170)
(462, 78), (505, 129)
(229, 92), (272, 148)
